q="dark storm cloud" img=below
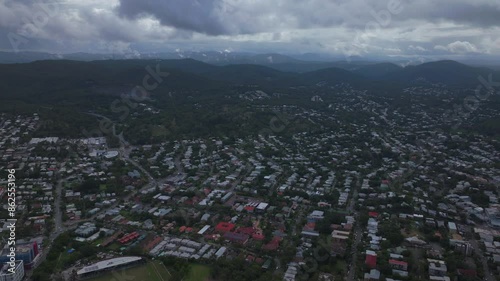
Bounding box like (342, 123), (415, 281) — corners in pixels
(114, 0), (500, 34)
(117, 0), (231, 35)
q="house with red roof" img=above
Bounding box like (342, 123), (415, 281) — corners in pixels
(144, 236), (163, 252)
(263, 236), (282, 251)
(244, 205), (255, 212)
(118, 232), (139, 244)
(252, 233), (265, 240)
(303, 222), (316, 232)
(365, 250), (377, 269)
(246, 255), (255, 262)
(236, 227), (255, 236)
(215, 222), (235, 233)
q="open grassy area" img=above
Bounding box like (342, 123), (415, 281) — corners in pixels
(185, 264), (211, 281)
(86, 260), (170, 281)
(106, 242), (121, 251)
(92, 237), (105, 246)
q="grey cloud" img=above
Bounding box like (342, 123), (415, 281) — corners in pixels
(1, 0), (499, 57)
(434, 41), (478, 54)
(115, 0), (385, 34)
(408, 1), (500, 28)
(115, 0), (500, 35)
(117, 0), (230, 35)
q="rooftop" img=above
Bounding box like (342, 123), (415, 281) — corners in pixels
(76, 256), (143, 275)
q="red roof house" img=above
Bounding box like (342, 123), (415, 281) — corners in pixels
(244, 205), (255, 212)
(236, 227), (255, 235)
(263, 236), (282, 251)
(215, 222), (236, 233)
(365, 254), (377, 269)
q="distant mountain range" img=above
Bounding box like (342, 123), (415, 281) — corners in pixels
(0, 58), (498, 103)
(0, 50), (376, 69)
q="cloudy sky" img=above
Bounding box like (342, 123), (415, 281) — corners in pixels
(1, 0), (499, 61)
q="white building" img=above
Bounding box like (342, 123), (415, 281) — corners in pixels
(0, 261), (25, 281)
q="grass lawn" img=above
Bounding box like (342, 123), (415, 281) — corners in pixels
(107, 242), (121, 251)
(86, 260), (170, 281)
(92, 237), (105, 246)
(185, 264), (211, 281)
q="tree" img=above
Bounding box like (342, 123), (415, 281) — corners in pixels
(75, 179), (100, 193)
(379, 221), (404, 245)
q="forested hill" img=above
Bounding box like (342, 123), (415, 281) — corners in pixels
(0, 58), (497, 103)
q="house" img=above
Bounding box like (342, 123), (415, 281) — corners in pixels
(429, 277), (450, 281)
(256, 202), (269, 212)
(307, 210), (324, 221)
(428, 259), (447, 276)
(448, 222), (457, 234)
(201, 213), (211, 222)
(128, 170), (141, 178)
(392, 269), (408, 277)
(223, 232), (249, 245)
(301, 230), (320, 237)
(405, 236), (426, 245)
(215, 247), (226, 259)
(389, 259), (408, 271)
(198, 225), (210, 235)
(236, 227), (255, 236)
(262, 236), (281, 251)
(331, 230), (350, 242)
(215, 222), (235, 233)
(365, 250), (377, 269)
(364, 269), (380, 281)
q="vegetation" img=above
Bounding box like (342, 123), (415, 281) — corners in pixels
(85, 260), (170, 281)
(32, 232), (98, 281)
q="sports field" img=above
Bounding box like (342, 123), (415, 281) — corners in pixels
(185, 264), (211, 281)
(86, 260), (171, 281)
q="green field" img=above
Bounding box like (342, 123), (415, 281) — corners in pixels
(86, 260), (170, 281)
(185, 264), (211, 281)
(106, 242), (121, 251)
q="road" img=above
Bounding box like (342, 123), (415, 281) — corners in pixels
(64, 134), (164, 227)
(31, 113), (164, 277)
(346, 173), (362, 281)
(25, 173), (72, 280)
(51, 173), (70, 238)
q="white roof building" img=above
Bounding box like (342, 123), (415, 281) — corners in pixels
(77, 256), (143, 276)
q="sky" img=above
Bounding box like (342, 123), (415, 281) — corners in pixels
(1, 0), (499, 61)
